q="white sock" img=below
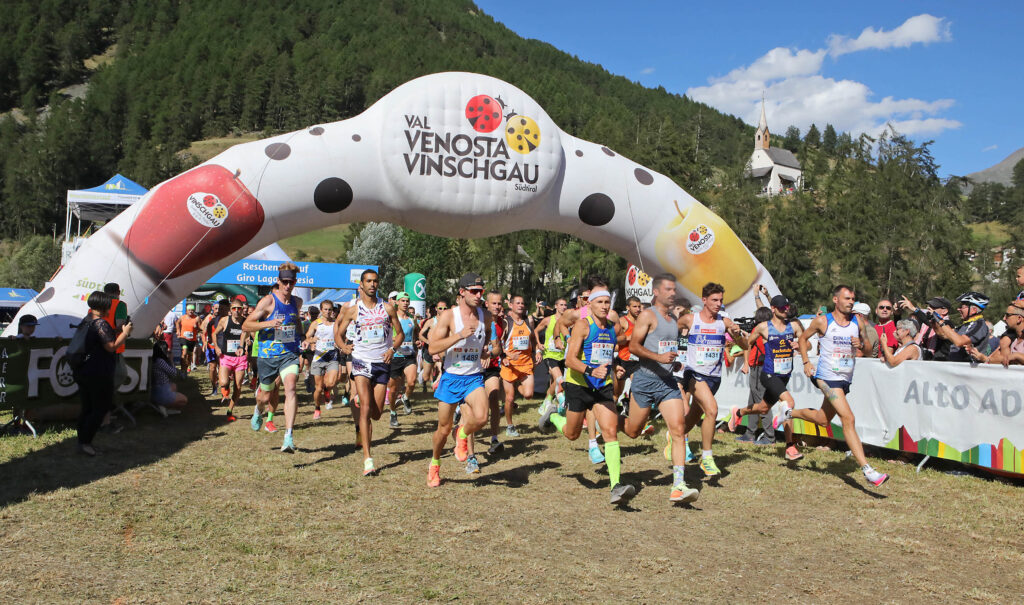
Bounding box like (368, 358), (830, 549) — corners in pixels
(285, 429), (292, 437)
(702, 449), (713, 459)
(589, 439), (598, 449)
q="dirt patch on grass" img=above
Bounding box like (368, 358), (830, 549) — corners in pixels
(1, 374), (1021, 602)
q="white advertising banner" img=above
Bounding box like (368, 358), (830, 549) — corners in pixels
(716, 358), (1024, 453)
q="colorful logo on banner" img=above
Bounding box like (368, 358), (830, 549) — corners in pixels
(625, 264), (653, 304)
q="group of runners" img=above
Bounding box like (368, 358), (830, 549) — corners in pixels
(172, 261), (890, 506)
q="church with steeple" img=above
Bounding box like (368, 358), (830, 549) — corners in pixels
(745, 96), (803, 195)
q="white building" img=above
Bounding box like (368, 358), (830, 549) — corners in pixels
(745, 99), (803, 195)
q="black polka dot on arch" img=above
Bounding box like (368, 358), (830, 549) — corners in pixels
(634, 168), (653, 185)
(265, 143), (290, 160)
(314, 177), (353, 213)
(601, 146), (615, 157)
(309, 127), (324, 136)
(578, 193), (615, 226)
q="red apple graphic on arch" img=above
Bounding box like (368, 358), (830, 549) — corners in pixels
(124, 164), (265, 281)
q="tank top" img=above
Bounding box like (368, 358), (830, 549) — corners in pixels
(442, 307), (486, 376)
(618, 315), (638, 361)
(542, 316), (565, 361)
(394, 316), (415, 358)
(257, 293), (301, 358)
(641, 308), (679, 377)
(566, 316), (617, 389)
(312, 318), (338, 362)
(103, 298), (126, 354)
(219, 316), (246, 357)
(685, 313), (726, 378)
(179, 314), (200, 341)
(763, 320), (795, 376)
(352, 298), (393, 363)
(815, 313), (859, 382)
(489, 319), (504, 369)
(502, 317), (533, 367)
(893, 341), (921, 361)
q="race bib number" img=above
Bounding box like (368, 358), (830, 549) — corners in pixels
(774, 356), (793, 374)
(546, 336), (562, 352)
(658, 340), (678, 355)
(226, 340), (240, 354)
(591, 342), (614, 365)
(362, 325), (385, 345)
(274, 324), (295, 343)
(831, 350), (854, 372)
(512, 335), (530, 351)
(316, 336), (334, 353)
(693, 346), (722, 366)
(450, 346), (480, 369)
(183, 330), (194, 340)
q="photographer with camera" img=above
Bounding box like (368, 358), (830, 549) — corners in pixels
(900, 291), (990, 363)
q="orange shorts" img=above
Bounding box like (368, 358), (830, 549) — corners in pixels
(500, 363), (534, 383)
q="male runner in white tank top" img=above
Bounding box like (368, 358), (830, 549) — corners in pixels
(426, 272), (499, 487)
(775, 284), (889, 487)
(334, 269), (404, 477)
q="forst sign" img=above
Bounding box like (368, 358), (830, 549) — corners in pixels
(7, 72), (779, 338)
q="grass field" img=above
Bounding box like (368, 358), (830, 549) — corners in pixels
(278, 224), (351, 262)
(1, 373), (1022, 603)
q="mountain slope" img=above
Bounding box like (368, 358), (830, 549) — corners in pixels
(966, 146), (1024, 186)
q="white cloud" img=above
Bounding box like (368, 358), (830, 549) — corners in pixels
(640, 67), (655, 75)
(828, 14), (951, 57)
(982, 144), (998, 152)
(686, 14), (959, 139)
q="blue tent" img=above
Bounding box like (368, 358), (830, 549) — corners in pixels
(307, 289), (357, 306)
(0, 288), (39, 307)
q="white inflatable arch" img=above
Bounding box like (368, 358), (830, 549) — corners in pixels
(12, 72), (777, 337)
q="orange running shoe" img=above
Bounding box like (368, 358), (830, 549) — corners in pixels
(454, 425), (469, 462)
(427, 463), (441, 487)
(264, 420), (278, 433)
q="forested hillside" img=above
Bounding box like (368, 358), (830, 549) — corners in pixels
(0, 0), (1019, 314)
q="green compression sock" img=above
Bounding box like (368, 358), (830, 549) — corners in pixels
(457, 425), (467, 440)
(605, 441), (622, 488)
(550, 413), (567, 434)
(266, 411), (274, 421)
(431, 458), (440, 466)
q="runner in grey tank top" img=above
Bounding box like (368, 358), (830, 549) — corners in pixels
(639, 309), (680, 377)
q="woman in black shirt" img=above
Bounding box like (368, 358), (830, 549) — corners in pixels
(76, 291), (133, 456)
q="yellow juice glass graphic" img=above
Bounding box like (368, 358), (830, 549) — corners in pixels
(654, 200), (757, 304)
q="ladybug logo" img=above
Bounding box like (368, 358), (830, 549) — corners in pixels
(186, 192), (230, 229)
(465, 95), (502, 133)
(685, 224), (716, 255)
(627, 265), (638, 285)
(464, 93), (542, 154)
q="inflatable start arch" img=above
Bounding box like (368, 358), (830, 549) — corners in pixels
(11, 72), (778, 337)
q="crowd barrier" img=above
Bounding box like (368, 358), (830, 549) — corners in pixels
(716, 357), (1024, 478)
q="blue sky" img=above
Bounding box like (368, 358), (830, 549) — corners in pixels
(474, 1), (1022, 177)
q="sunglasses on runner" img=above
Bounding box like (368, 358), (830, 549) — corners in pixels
(279, 279), (296, 286)
(465, 287), (484, 296)
(877, 305), (892, 310)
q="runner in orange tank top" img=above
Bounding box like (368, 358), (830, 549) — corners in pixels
(499, 295), (539, 437)
(614, 296), (643, 402)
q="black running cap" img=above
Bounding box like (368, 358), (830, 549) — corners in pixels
(770, 294), (790, 308)
(458, 272), (485, 289)
(278, 269), (298, 281)
(926, 296), (952, 310)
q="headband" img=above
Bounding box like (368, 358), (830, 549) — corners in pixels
(589, 289), (611, 300)
(279, 269), (297, 280)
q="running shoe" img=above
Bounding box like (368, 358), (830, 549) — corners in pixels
(341, 395), (349, 407)
(864, 468), (889, 487)
(487, 439), (504, 456)
(208, 386), (218, 397)
(784, 445), (804, 461)
(663, 430), (673, 461)
(403, 396), (412, 415)
(453, 405), (462, 428)
(363, 458), (376, 476)
(499, 404), (506, 417)
(700, 455), (721, 477)
(505, 425), (520, 437)
(640, 422), (656, 437)
(753, 432), (775, 446)
(264, 420), (278, 433)
(249, 375), (258, 390)
(226, 409), (237, 422)
(427, 463), (441, 487)
(325, 393), (333, 410)
(250, 410), (263, 432)
(772, 404), (792, 430)
(588, 445), (605, 464)
(313, 409), (321, 420)
(454, 425), (469, 462)
(281, 434), (296, 453)
(685, 439), (695, 464)
(389, 410), (399, 428)
(538, 398), (552, 417)
(609, 483), (636, 506)
(538, 406), (555, 433)
(736, 430), (756, 443)
(669, 481), (700, 504)
(728, 406), (742, 432)
(465, 455), (480, 474)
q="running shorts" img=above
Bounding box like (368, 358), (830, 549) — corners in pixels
(256, 352), (300, 388)
(542, 357), (565, 372)
(389, 356), (416, 379)
(815, 377), (851, 395)
(435, 372), (484, 405)
(483, 366), (502, 382)
(682, 369), (722, 396)
(500, 364), (533, 383)
(564, 382), (616, 414)
(220, 354), (248, 373)
(352, 358), (390, 385)
(311, 358), (341, 376)
(631, 367), (682, 409)
(759, 371), (791, 405)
